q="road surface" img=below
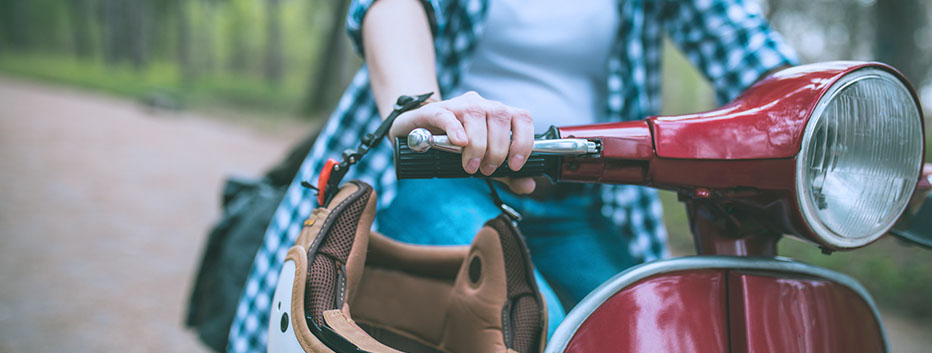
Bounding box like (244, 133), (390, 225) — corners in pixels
(0, 77), (308, 352)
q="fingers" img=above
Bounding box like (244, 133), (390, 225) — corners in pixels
(460, 106), (487, 174)
(442, 92), (531, 176)
(389, 90), (534, 176)
(483, 103), (511, 175)
(508, 108), (534, 171)
(419, 106), (467, 145)
(389, 105), (467, 145)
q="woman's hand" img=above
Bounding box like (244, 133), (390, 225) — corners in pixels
(361, 2), (533, 192)
(389, 91), (537, 194)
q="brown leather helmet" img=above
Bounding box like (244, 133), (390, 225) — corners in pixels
(268, 181), (548, 353)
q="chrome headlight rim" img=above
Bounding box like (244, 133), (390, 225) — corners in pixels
(795, 66), (924, 249)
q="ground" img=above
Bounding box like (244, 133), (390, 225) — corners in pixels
(0, 77), (307, 352)
(0, 77), (927, 352)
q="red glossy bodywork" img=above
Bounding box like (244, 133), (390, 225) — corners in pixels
(554, 62), (902, 353)
(559, 120), (653, 185)
(555, 61), (924, 252)
(729, 271), (885, 352)
(564, 271), (729, 353)
(649, 62), (873, 160)
(560, 120), (654, 160)
(556, 61), (889, 183)
(565, 270), (884, 353)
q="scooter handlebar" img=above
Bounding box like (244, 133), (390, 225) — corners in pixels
(393, 130), (562, 180)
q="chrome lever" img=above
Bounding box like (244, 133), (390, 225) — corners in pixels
(406, 128), (599, 155)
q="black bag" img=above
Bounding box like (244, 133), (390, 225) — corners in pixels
(186, 128), (319, 352)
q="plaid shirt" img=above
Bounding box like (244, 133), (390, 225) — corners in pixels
(228, 0), (798, 351)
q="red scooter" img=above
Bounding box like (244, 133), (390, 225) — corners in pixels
(268, 61), (931, 352)
(392, 61), (931, 352)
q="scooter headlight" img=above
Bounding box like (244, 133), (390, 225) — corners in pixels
(796, 67), (924, 249)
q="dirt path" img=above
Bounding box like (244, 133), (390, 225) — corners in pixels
(0, 77), (929, 353)
(0, 77), (309, 352)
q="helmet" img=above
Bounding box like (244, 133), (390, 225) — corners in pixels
(268, 181), (548, 352)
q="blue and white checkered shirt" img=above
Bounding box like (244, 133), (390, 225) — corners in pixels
(228, 0), (798, 351)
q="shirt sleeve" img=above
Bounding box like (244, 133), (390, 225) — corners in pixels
(346, 0), (445, 56)
(660, 0), (799, 103)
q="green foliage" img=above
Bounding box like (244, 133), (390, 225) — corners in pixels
(0, 53), (179, 97)
(0, 52), (305, 114)
(189, 74), (304, 112)
(779, 237), (932, 319)
(659, 39), (716, 115)
(0, 0), (350, 116)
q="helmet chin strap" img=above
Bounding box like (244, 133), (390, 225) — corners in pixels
(306, 92), (435, 207)
(486, 179), (523, 222)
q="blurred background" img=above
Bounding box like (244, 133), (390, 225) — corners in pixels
(0, 0), (930, 352)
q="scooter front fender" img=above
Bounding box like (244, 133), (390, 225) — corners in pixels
(547, 256), (886, 353)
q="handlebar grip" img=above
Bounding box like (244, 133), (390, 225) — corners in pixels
(394, 137), (560, 179)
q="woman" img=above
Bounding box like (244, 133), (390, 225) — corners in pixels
(228, 0), (797, 351)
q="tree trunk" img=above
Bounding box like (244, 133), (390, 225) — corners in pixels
(265, 0), (284, 85)
(127, 0), (148, 70)
(0, 0), (30, 51)
(176, 0), (194, 83)
(199, 1), (217, 75)
(103, 0), (123, 65)
(301, 0), (353, 116)
(875, 0), (927, 84)
(228, 7), (248, 72)
(69, 0), (93, 58)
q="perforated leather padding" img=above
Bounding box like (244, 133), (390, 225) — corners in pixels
(510, 296), (539, 352)
(317, 195), (367, 260)
(304, 183), (372, 326)
(306, 256), (338, 326)
(488, 216), (543, 353)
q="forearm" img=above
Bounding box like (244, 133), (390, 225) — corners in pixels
(362, 0), (440, 118)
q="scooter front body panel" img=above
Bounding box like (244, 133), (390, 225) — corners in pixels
(728, 270), (885, 352)
(547, 257), (887, 353)
(562, 269), (729, 352)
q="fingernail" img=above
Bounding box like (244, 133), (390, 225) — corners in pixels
(511, 154), (525, 169)
(481, 164), (497, 175)
(455, 131), (467, 143)
(466, 158), (481, 173)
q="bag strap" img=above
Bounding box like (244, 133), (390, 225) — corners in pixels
(309, 93), (435, 207)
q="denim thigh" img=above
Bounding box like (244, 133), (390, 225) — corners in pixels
(497, 185), (638, 309)
(376, 178), (638, 335)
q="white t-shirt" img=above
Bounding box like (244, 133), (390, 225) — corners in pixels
(449, 0), (619, 133)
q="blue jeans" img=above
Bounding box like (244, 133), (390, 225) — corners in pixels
(376, 178), (638, 337)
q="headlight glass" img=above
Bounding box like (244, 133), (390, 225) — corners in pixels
(797, 68), (924, 248)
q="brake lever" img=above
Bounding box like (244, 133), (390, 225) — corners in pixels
(406, 128), (599, 155)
